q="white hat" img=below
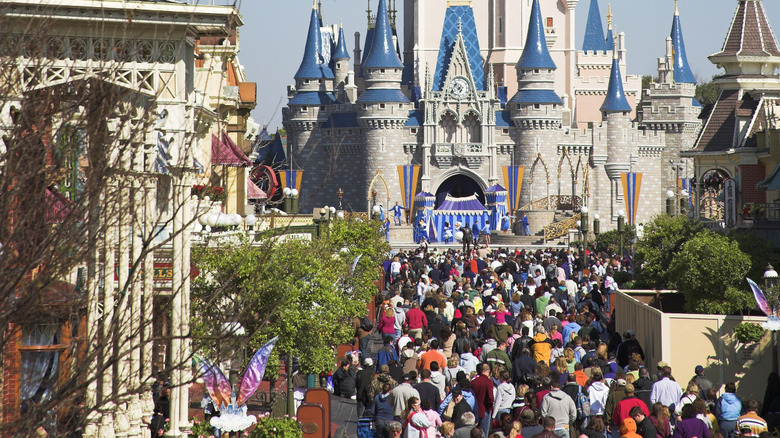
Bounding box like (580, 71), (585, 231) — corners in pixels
(364, 358), (374, 367)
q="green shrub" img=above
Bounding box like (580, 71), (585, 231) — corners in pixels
(734, 322), (765, 343)
(250, 416), (303, 438)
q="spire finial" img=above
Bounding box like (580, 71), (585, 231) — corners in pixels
(313, 0), (317, 10)
(674, 0), (679, 16)
(457, 17), (463, 35)
(366, 0), (371, 22)
(613, 28), (619, 59)
(607, 4), (613, 28)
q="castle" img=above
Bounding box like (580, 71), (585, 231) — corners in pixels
(281, 0), (703, 234)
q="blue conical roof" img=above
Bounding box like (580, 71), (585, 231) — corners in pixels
(670, 7), (696, 84)
(294, 7), (334, 80)
(334, 25), (350, 60)
(583, 0), (607, 52)
(432, 5), (485, 91)
(516, 0), (556, 69)
(600, 56), (632, 112)
(362, 0), (403, 69)
(605, 28), (614, 51)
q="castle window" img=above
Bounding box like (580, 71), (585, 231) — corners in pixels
(534, 104), (540, 109)
(318, 79), (322, 84)
(411, 128), (418, 134)
(320, 106), (326, 111)
(399, 104), (403, 108)
(336, 63), (341, 69)
(380, 68), (386, 73)
(534, 69), (539, 74)
(498, 17), (503, 34)
(547, 17), (553, 27)
(380, 103), (386, 109)
(503, 129), (509, 134)
(301, 106), (308, 112)
(553, 104), (557, 109)
(362, 104), (368, 109)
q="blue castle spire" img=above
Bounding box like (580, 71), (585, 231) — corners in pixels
(362, 0), (403, 69)
(294, 6), (334, 80)
(432, 4), (485, 91)
(600, 49), (632, 112)
(583, 0), (607, 52)
(670, 1), (696, 84)
(333, 25), (350, 60)
(516, 0), (556, 69)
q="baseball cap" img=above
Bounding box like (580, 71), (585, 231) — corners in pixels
(625, 329), (635, 337)
(364, 358), (374, 367)
(695, 365), (704, 373)
(616, 378), (627, 386)
(657, 361), (668, 369)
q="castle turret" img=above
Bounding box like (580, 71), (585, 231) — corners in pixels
(333, 25), (356, 102)
(509, 0), (563, 130)
(509, 0), (564, 206)
(582, 0), (607, 52)
(357, 0), (410, 208)
(602, 46), (633, 198)
(670, 1), (695, 84)
(639, 0), (701, 195)
(282, 2), (336, 207)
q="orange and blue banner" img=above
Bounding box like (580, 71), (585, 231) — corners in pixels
(397, 165), (420, 211)
(679, 177), (692, 207)
(502, 166), (525, 214)
(621, 172), (643, 225)
(279, 169), (303, 191)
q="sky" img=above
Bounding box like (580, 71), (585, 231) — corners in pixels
(233, 0), (780, 131)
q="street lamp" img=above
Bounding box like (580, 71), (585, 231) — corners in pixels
(580, 206), (590, 242)
(666, 190), (676, 216)
(337, 187), (344, 210)
(765, 263), (779, 373)
(290, 188), (299, 214)
(593, 213), (601, 236)
(283, 187), (292, 213)
(372, 204), (382, 222)
(617, 209), (626, 258)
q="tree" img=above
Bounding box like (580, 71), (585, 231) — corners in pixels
(729, 230), (774, 281)
(634, 215), (706, 289)
(592, 225), (636, 255)
(695, 77), (720, 106)
(669, 231), (752, 314)
(191, 218), (388, 378)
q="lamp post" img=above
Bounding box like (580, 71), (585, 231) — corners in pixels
(617, 209), (626, 258)
(666, 190), (676, 216)
(372, 204), (382, 222)
(313, 207), (330, 238)
(765, 263), (779, 373)
(290, 189), (299, 214)
(282, 187), (292, 213)
(337, 187), (344, 211)
(593, 213), (600, 237)
(371, 188), (378, 210)
(581, 206), (590, 246)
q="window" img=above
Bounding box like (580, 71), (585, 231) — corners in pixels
(301, 106), (308, 112)
(547, 17), (553, 27)
(318, 79), (322, 84)
(534, 104), (540, 109)
(534, 69), (539, 74)
(320, 106), (326, 111)
(336, 63), (341, 69)
(20, 324), (64, 417)
(498, 17), (503, 34)
(503, 129), (509, 134)
(380, 103), (386, 109)
(380, 69), (386, 74)
(411, 128), (418, 134)
(399, 104), (403, 108)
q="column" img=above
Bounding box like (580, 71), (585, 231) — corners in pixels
(166, 171), (183, 437)
(140, 178), (157, 437)
(129, 177), (144, 437)
(100, 181), (117, 437)
(115, 182), (131, 437)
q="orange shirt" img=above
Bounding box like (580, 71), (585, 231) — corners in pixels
(417, 349), (447, 371)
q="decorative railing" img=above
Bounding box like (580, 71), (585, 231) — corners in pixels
(544, 213), (581, 242)
(518, 195), (582, 212)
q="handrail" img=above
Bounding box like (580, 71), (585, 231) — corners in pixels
(544, 213), (581, 241)
(518, 195), (582, 212)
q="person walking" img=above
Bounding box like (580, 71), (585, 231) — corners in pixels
(471, 363), (496, 437)
(522, 214), (531, 236)
(736, 400), (768, 438)
(390, 201), (406, 226)
(540, 379), (577, 438)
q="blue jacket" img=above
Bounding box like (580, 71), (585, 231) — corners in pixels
(372, 393), (395, 420)
(715, 393), (742, 421)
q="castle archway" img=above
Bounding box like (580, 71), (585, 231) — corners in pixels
(433, 171), (487, 209)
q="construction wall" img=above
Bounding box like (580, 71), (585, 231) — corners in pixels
(616, 291), (774, 402)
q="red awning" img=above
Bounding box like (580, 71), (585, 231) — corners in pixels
(212, 131), (251, 167)
(246, 177), (268, 200)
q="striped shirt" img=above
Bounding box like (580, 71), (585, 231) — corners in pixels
(736, 412), (768, 437)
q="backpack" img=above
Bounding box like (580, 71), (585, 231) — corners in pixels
(359, 316), (373, 332)
(576, 386), (591, 420)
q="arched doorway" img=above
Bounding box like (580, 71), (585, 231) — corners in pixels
(435, 174), (486, 209)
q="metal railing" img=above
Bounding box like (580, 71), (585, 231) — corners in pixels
(544, 213), (581, 242)
(518, 195), (582, 212)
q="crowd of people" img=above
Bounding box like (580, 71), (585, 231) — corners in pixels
(334, 245), (772, 438)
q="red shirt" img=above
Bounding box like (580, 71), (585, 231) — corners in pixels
(406, 308), (428, 330)
(613, 396), (648, 426)
(471, 374), (495, 419)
